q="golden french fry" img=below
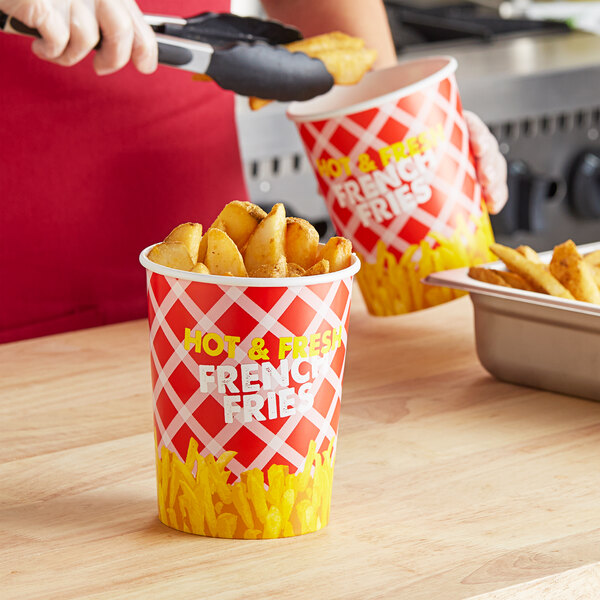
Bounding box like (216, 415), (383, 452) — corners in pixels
(286, 217), (319, 269)
(204, 228), (248, 277)
(249, 97), (273, 111)
(304, 259), (330, 276)
(469, 267), (537, 292)
(191, 262), (210, 274)
(314, 47), (377, 85)
(197, 219), (225, 264)
(490, 242), (574, 300)
(583, 249), (600, 267)
(495, 270), (538, 292)
(249, 31), (376, 110)
(148, 241), (194, 271)
(191, 73), (213, 82)
(165, 222), (202, 263)
(516, 245), (543, 264)
(468, 266), (512, 288)
(243, 203), (286, 272)
(286, 31), (366, 54)
(589, 264), (600, 288)
(549, 240), (600, 304)
(318, 237), (352, 272)
(213, 200), (267, 249)
(286, 263), (305, 277)
(249, 257), (287, 278)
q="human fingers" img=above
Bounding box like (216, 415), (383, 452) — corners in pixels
(93, 0), (133, 75)
(4, 0), (70, 58)
(122, 0), (157, 73)
(50, 0), (99, 65)
(464, 110), (509, 214)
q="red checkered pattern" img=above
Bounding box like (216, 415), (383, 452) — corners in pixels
(146, 272), (354, 480)
(297, 74), (482, 262)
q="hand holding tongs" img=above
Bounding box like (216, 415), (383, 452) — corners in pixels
(0, 11), (334, 101)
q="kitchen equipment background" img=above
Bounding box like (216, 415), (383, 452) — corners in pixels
(235, 2), (600, 251)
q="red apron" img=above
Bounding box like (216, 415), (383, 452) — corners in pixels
(0, 0), (249, 343)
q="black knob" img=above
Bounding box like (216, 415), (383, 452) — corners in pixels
(569, 150), (600, 218)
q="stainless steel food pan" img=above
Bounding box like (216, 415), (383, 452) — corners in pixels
(424, 242), (600, 401)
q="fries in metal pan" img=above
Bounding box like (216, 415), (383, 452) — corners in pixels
(469, 240), (600, 305)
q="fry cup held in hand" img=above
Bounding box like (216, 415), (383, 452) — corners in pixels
(140, 247), (360, 539)
(287, 56), (496, 316)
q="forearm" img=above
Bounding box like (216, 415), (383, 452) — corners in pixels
(261, 0), (397, 69)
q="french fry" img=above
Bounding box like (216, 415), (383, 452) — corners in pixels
(148, 201), (353, 280)
(165, 222), (203, 263)
(495, 270), (538, 292)
(147, 241), (194, 271)
(468, 266), (512, 288)
(286, 217), (319, 269)
(248, 257), (287, 278)
(549, 240), (600, 304)
(243, 203), (287, 272)
(204, 228), (248, 277)
(584, 249), (600, 267)
(286, 263), (306, 277)
(516, 245), (543, 264)
(248, 97), (274, 111)
(191, 262), (210, 274)
(248, 31), (376, 110)
(468, 266), (537, 292)
(197, 219), (225, 264)
(490, 242), (574, 299)
(589, 264), (600, 288)
(318, 236), (352, 272)
(286, 31), (366, 54)
(304, 259), (330, 276)
(212, 200), (266, 249)
(314, 47), (378, 86)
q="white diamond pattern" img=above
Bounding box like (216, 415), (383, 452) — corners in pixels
(147, 272), (353, 479)
(298, 76), (482, 262)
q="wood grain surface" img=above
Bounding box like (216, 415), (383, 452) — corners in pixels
(2, 293), (600, 599)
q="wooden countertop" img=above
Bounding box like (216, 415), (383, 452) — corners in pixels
(2, 293), (600, 599)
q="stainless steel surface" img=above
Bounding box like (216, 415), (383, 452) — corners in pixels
(404, 31), (600, 122)
(424, 242), (600, 401)
(472, 292), (600, 401)
(156, 34), (213, 73)
(144, 15), (187, 27)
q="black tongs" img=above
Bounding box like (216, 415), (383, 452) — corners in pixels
(0, 11), (334, 101)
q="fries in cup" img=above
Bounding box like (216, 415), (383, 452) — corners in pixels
(147, 201), (353, 278)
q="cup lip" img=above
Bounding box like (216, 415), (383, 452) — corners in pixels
(139, 244), (361, 287)
(287, 55), (457, 123)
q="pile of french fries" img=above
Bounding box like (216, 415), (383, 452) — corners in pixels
(469, 240), (600, 304)
(192, 31), (377, 110)
(147, 201), (352, 278)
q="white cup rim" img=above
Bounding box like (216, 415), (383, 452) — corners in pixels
(287, 55), (457, 123)
(139, 245), (361, 287)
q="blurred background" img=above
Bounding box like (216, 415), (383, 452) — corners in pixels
(232, 0), (600, 249)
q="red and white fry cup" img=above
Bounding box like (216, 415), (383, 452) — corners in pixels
(140, 248), (360, 539)
(287, 56), (495, 316)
